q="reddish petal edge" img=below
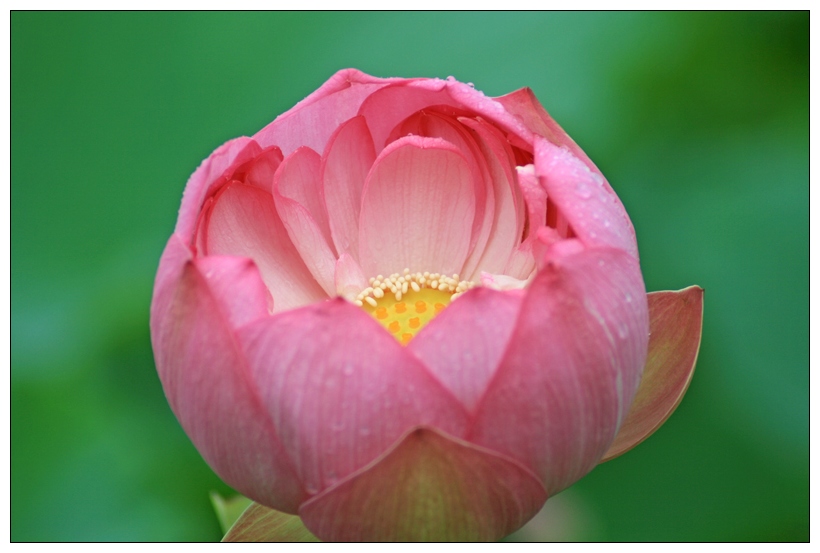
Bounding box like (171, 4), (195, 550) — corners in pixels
(223, 502), (319, 542)
(299, 426), (547, 542)
(601, 286), (704, 462)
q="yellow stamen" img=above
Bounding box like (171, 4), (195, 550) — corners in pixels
(356, 269), (476, 345)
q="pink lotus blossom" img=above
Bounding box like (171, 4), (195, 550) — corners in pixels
(151, 69), (703, 542)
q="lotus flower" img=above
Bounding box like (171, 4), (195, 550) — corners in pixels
(150, 69), (703, 542)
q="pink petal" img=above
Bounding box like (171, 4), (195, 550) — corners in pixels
(440, 78), (538, 149)
(176, 137), (262, 240)
(408, 287), (523, 413)
(321, 115), (376, 257)
(274, 147), (334, 248)
(534, 137), (639, 260)
(222, 502), (319, 542)
(502, 239), (537, 281)
(516, 164), (547, 240)
(206, 181), (326, 311)
(469, 246), (649, 495)
(299, 427), (547, 542)
(254, 69), (401, 156)
(458, 117), (526, 278)
(150, 238), (306, 512)
(243, 146), (284, 192)
(357, 80), (456, 151)
(358, 136), (475, 277)
(495, 86), (602, 176)
(195, 256), (273, 327)
(238, 299), (470, 497)
(602, 286), (704, 462)
(273, 147), (338, 295)
(388, 110), (491, 281)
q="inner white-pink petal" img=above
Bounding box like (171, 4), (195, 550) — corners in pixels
(206, 182), (326, 312)
(321, 115), (376, 258)
(358, 136), (476, 277)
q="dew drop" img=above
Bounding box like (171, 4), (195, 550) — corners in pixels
(359, 427), (371, 437)
(597, 259), (605, 267)
(575, 181), (592, 199)
(305, 484), (319, 494)
(617, 323), (629, 340)
(625, 292), (633, 303)
(342, 365), (354, 376)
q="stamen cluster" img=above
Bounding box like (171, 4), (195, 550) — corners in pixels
(354, 268), (476, 307)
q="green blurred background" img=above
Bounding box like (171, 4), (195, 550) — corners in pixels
(11, 12), (808, 541)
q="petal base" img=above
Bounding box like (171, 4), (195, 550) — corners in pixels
(299, 427), (547, 542)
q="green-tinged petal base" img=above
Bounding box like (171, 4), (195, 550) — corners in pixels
(222, 502), (319, 542)
(298, 427), (547, 542)
(602, 286), (704, 462)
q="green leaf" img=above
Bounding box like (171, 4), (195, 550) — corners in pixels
(209, 492), (253, 534)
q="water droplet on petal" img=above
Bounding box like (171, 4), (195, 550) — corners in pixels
(576, 181), (592, 199)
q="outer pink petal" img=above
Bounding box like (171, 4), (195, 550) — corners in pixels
(206, 182), (326, 311)
(534, 137), (639, 260)
(470, 246), (649, 495)
(254, 69), (402, 156)
(408, 287), (523, 413)
(195, 256), (273, 326)
(358, 136), (475, 277)
(438, 78), (537, 148)
(273, 147), (338, 295)
(321, 115), (376, 257)
(238, 298), (470, 497)
(602, 286), (704, 462)
(176, 137), (262, 240)
(299, 427), (547, 542)
(150, 236), (306, 512)
(495, 87), (601, 176)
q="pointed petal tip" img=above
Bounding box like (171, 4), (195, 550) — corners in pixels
(601, 285), (704, 462)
